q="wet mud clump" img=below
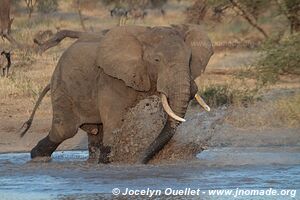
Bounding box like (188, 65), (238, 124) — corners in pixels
(111, 96), (215, 164)
(111, 96), (166, 163)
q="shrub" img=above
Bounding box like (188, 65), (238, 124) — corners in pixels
(37, 0), (58, 14)
(72, 0), (99, 11)
(256, 33), (300, 85)
(199, 85), (233, 107)
(185, 0), (208, 24)
(198, 84), (259, 108)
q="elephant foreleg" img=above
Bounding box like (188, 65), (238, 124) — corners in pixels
(140, 120), (176, 164)
(81, 124), (111, 164)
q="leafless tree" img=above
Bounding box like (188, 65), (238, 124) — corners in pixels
(0, 0), (87, 53)
(24, 0), (38, 19)
(0, 0), (22, 47)
(0, 0), (13, 37)
(185, 0), (208, 25)
(229, 0), (269, 39)
(74, 0), (87, 31)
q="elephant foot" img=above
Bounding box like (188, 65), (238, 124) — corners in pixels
(87, 146), (101, 163)
(87, 145), (111, 164)
(98, 146), (111, 164)
(30, 156), (52, 163)
(31, 136), (61, 159)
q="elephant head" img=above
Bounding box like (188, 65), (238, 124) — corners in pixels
(96, 25), (213, 163)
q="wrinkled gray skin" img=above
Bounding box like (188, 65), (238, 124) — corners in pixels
(24, 24), (213, 164)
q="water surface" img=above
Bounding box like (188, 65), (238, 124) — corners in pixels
(0, 147), (299, 200)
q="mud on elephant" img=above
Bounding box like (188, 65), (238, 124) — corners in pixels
(20, 24), (213, 164)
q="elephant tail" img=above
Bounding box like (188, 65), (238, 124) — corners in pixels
(19, 84), (51, 137)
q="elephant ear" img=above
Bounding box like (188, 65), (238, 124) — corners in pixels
(172, 24), (214, 80)
(96, 26), (151, 92)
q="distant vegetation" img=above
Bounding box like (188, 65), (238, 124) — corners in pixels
(256, 33), (300, 85)
(36, 0), (58, 14)
(199, 83), (260, 108)
(186, 0), (300, 37)
(186, 0), (300, 108)
(0, 0), (299, 129)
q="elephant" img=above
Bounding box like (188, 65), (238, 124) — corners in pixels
(20, 24), (213, 164)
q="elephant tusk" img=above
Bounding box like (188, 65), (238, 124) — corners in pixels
(161, 94), (186, 122)
(195, 94), (211, 112)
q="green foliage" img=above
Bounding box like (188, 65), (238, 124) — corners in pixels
(283, 0), (300, 14)
(37, 0), (58, 14)
(207, 0), (271, 19)
(199, 84), (259, 108)
(150, 0), (167, 8)
(237, 0), (270, 19)
(11, 0), (21, 8)
(200, 85), (233, 107)
(256, 33), (300, 85)
(206, 0), (299, 34)
(207, 0), (228, 6)
(279, 0), (300, 33)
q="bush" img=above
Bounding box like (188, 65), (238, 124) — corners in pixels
(256, 33), (300, 85)
(73, 0), (99, 11)
(185, 0), (208, 24)
(199, 85), (233, 107)
(150, 0), (167, 8)
(198, 84), (259, 108)
(37, 0), (58, 14)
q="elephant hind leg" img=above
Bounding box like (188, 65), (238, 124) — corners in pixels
(80, 124), (111, 164)
(31, 110), (79, 159)
(30, 135), (61, 159)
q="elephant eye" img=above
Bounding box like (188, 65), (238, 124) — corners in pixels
(153, 55), (161, 63)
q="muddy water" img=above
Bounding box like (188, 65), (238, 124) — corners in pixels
(0, 147), (299, 200)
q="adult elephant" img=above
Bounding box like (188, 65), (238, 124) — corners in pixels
(21, 24), (213, 164)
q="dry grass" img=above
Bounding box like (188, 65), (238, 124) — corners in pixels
(195, 57), (300, 129)
(275, 94), (300, 127)
(225, 94), (300, 128)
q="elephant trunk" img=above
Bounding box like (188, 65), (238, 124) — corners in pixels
(167, 68), (191, 124)
(140, 67), (191, 164)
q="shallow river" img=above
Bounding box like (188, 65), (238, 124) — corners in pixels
(0, 147), (299, 200)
